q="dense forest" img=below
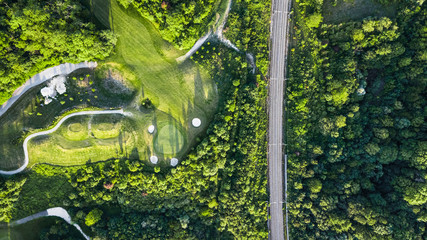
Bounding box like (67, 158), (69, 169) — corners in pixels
(0, 0), (116, 104)
(288, 0), (426, 238)
(0, 0), (272, 238)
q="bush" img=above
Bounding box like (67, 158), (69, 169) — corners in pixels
(85, 208), (103, 226)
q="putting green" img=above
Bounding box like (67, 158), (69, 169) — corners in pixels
(154, 124), (185, 155)
(62, 120), (89, 141)
(91, 122), (121, 139)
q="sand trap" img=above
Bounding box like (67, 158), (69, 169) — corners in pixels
(150, 156), (158, 164)
(170, 158), (178, 166)
(192, 118), (201, 127)
(148, 125), (155, 134)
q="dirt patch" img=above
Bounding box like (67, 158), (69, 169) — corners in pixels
(76, 76), (90, 88)
(102, 69), (133, 95)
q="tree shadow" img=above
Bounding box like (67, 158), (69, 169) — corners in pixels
(129, 147), (140, 160)
(90, 0), (113, 31)
(193, 68), (206, 110)
(118, 130), (123, 154)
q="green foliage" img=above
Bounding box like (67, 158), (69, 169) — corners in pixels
(223, 0), (271, 75)
(85, 208), (103, 226)
(306, 13), (323, 28)
(307, 179), (322, 193)
(0, 0), (116, 105)
(288, 0), (427, 238)
(117, 0), (217, 49)
(0, 177), (27, 222)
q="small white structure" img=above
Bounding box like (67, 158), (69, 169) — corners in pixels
(40, 75), (67, 105)
(56, 82), (66, 94)
(40, 87), (54, 97)
(192, 118), (201, 127)
(170, 158), (178, 167)
(148, 125), (155, 134)
(150, 156), (158, 164)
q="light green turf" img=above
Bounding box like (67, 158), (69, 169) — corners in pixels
(27, 114), (136, 167)
(92, 0), (217, 124)
(91, 123), (121, 139)
(60, 118), (90, 141)
(154, 124), (185, 155)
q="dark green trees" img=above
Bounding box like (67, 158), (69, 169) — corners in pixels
(288, 0), (426, 238)
(117, 0), (217, 49)
(0, 0), (116, 104)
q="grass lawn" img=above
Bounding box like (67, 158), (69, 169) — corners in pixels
(27, 113), (136, 167)
(154, 124), (186, 155)
(323, 0), (398, 24)
(92, 0), (217, 124)
(0, 228), (8, 240)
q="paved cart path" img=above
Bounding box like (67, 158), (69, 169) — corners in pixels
(0, 109), (125, 175)
(10, 207), (90, 240)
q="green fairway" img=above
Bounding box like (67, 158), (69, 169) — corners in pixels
(61, 118), (90, 141)
(91, 114), (123, 139)
(92, 0), (217, 124)
(154, 124), (186, 155)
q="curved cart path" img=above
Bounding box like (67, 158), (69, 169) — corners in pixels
(0, 62), (97, 118)
(10, 207), (90, 240)
(0, 109), (125, 175)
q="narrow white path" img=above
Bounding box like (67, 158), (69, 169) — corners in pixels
(0, 109), (125, 175)
(176, 0), (257, 72)
(10, 207), (90, 240)
(176, 31), (212, 63)
(0, 62), (97, 118)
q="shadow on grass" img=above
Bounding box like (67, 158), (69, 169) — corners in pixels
(129, 147), (140, 160)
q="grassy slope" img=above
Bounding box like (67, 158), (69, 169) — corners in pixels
(94, 0), (217, 124)
(27, 114), (136, 167)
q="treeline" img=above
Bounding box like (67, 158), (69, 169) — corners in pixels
(288, 0), (426, 239)
(224, 0), (271, 75)
(0, 0), (116, 104)
(116, 0), (217, 50)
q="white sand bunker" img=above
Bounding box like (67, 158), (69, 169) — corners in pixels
(170, 158), (178, 167)
(148, 125), (155, 134)
(150, 156), (158, 164)
(192, 118), (201, 127)
(41, 75), (67, 105)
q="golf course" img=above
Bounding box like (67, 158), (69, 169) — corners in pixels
(0, 0), (218, 172)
